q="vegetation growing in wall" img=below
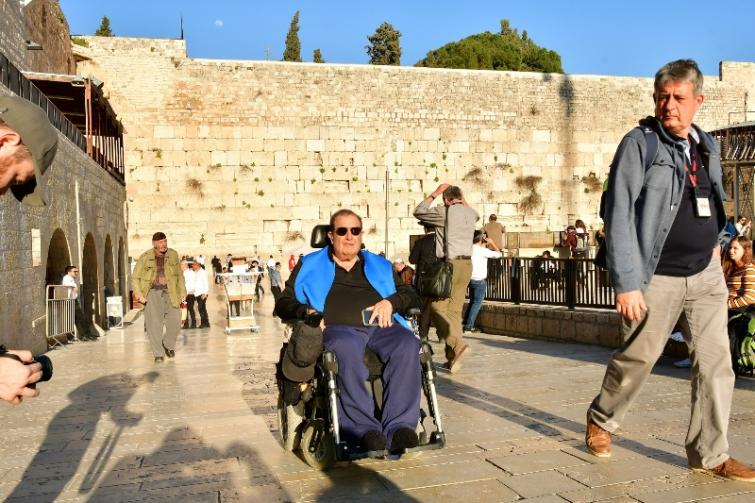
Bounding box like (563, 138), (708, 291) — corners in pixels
(515, 175), (543, 214)
(581, 172), (602, 193)
(71, 37), (89, 48)
(462, 166), (484, 186)
(367, 22), (401, 65)
(416, 19), (563, 73)
(313, 49), (325, 63)
(286, 231), (304, 242)
(186, 178), (204, 197)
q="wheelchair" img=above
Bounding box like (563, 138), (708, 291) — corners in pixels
(274, 225), (446, 470)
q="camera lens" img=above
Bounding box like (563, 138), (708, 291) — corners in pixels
(33, 355), (53, 382)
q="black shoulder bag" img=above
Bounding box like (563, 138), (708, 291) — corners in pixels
(417, 206), (454, 299)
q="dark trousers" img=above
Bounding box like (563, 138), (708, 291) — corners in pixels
(271, 285), (282, 303)
(463, 279), (486, 330)
(323, 324), (421, 447)
(74, 300), (95, 339)
(196, 295), (209, 326)
(186, 294), (197, 327)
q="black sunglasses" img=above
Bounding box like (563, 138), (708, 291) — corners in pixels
(333, 227), (362, 236)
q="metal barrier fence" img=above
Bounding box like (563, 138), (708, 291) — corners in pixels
(46, 285), (76, 348)
(486, 257), (615, 309)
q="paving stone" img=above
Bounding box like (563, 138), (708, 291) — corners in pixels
(501, 470), (587, 498)
(633, 480), (755, 503)
(487, 450), (588, 475)
(404, 479), (520, 502)
(561, 457), (688, 488)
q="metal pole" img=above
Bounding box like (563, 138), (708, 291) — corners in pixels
(76, 180), (82, 273)
(385, 166), (389, 255)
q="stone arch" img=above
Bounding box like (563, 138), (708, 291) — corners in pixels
(81, 233), (101, 326)
(45, 228), (72, 295)
(104, 235), (115, 298)
(118, 236), (127, 300)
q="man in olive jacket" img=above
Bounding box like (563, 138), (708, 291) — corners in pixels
(132, 232), (186, 362)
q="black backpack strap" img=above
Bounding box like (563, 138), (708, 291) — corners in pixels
(639, 125), (659, 171)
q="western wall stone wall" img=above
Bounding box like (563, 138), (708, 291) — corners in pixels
(74, 37), (753, 259)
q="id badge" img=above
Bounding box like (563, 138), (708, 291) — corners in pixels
(694, 187), (711, 218)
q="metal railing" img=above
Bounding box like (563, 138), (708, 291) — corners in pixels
(45, 285), (76, 348)
(486, 257), (615, 309)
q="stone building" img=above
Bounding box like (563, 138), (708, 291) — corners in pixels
(0, 0), (128, 353)
(72, 35), (755, 259)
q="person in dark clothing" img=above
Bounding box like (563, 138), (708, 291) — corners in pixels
(276, 209), (421, 454)
(409, 224), (437, 339)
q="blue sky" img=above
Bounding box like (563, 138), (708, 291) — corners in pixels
(59, 1), (753, 77)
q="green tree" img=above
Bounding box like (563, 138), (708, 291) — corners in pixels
(415, 19), (563, 73)
(282, 11), (302, 62)
(94, 16), (113, 37)
(366, 22), (401, 65)
(313, 48), (325, 63)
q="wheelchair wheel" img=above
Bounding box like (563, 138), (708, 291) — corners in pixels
(300, 422), (336, 470)
(277, 395), (304, 452)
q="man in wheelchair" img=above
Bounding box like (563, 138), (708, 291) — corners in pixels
(275, 209), (423, 454)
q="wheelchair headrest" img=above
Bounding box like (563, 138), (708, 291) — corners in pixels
(310, 224), (332, 249)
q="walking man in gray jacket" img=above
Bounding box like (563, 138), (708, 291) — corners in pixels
(586, 59), (755, 481)
(414, 184), (478, 373)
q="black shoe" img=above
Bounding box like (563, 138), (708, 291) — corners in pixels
(162, 344), (175, 358)
(189, 323), (197, 329)
(390, 427), (419, 454)
(361, 430), (387, 452)
(199, 324), (210, 329)
(154, 357), (164, 363)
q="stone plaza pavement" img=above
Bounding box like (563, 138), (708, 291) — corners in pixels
(2, 286), (755, 503)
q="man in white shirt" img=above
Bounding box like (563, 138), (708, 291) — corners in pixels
(463, 233), (502, 333)
(191, 261), (210, 328)
(182, 260), (197, 329)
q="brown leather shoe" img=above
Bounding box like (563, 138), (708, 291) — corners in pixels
(695, 457), (755, 482)
(585, 416), (611, 458)
(448, 344), (470, 374)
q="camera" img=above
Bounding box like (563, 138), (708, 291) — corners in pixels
(0, 345), (53, 388)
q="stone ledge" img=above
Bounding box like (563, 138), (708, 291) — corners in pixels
(475, 302), (689, 356)
(476, 302), (623, 348)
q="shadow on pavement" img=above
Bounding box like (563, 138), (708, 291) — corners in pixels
(6, 371), (158, 502)
(81, 426), (293, 501)
(434, 369), (689, 468)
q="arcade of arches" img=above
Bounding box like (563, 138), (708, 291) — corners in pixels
(44, 229), (127, 329)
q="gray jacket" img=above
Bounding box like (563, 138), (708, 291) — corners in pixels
(605, 117), (726, 294)
(413, 201), (479, 259)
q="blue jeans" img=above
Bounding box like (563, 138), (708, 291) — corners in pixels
(463, 279), (486, 330)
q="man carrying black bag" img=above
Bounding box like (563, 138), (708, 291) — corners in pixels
(414, 184), (479, 373)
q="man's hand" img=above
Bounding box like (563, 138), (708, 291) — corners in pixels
(201, 294), (208, 300)
(137, 294), (147, 304)
(432, 183), (450, 198)
(615, 290), (647, 321)
(369, 299), (394, 328)
(0, 351), (42, 405)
